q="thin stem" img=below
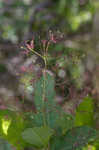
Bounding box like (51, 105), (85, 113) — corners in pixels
(29, 47), (44, 60)
(44, 42), (51, 126)
(45, 41), (50, 55)
(42, 68), (47, 126)
(42, 53), (47, 126)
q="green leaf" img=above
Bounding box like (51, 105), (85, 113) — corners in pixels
(64, 126), (96, 150)
(75, 96), (94, 126)
(34, 72), (67, 128)
(0, 110), (15, 135)
(7, 114), (26, 149)
(56, 113), (74, 133)
(33, 112), (44, 127)
(50, 126), (97, 150)
(47, 103), (75, 130)
(22, 126), (54, 148)
(34, 75), (43, 111)
(77, 96), (94, 112)
(34, 72), (56, 112)
(46, 110), (59, 128)
(0, 110), (27, 150)
(34, 72), (59, 128)
(82, 144), (96, 150)
(50, 136), (65, 150)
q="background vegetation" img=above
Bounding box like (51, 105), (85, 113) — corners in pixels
(0, 0), (99, 150)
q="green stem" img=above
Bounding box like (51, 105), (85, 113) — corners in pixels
(42, 69), (47, 126)
(29, 48), (44, 60)
(42, 56), (47, 126)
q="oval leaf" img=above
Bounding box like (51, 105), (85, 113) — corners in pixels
(22, 126), (53, 148)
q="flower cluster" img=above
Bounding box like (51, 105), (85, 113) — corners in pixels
(20, 31), (63, 75)
(21, 31), (58, 57)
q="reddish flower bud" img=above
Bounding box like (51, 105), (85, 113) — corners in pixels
(25, 39), (34, 50)
(30, 39), (34, 49)
(26, 43), (31, 50)
(50, 34), (57, 43)
(49, 31), (57, 43)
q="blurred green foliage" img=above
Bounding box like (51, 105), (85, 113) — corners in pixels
(0, 64), (7, 72)
(75, 96), (94, 127)
(0, 0), (95, 43)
